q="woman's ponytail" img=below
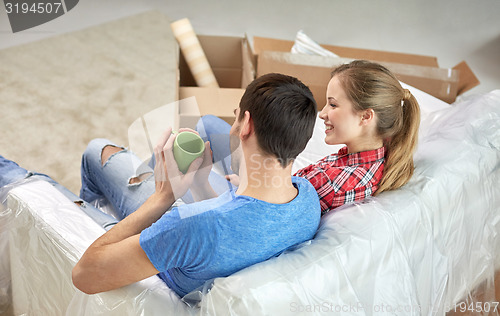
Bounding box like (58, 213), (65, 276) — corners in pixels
(375, 89), (420, 194)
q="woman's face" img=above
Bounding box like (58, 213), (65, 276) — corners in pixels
(319, 76), (364, 149)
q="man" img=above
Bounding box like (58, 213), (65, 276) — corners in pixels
(70, 73), (321, 297)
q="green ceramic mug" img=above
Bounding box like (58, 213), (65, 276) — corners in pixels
(173, 131), (205, 173)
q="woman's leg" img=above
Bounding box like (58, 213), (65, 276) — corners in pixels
(80, 138), (155, 220)
(195, 115), (233, 175)
(145, 117), (235, 198)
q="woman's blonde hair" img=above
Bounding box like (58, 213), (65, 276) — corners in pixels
(331, 60), (421, 194)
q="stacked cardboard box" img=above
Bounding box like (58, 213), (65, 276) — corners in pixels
(177, 34), (479, 124)
(178, 35), (255, 128)
(253, 36), (480, 108)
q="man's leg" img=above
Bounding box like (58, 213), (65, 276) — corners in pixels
(38, 176), (118, 230)
(80, 138), (155, 220)
(0, 155), (29, 188)
(0, 155), (117, 229)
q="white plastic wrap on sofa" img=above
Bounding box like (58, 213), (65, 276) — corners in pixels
(0, 180), (195, 316)
(202, 88), (500, 314)
(1, 89), (499, 315)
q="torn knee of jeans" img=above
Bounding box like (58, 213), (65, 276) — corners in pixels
(101, 145), (126, 167)
(128, 172), (153, 185)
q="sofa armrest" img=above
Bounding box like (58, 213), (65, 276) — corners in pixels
(2, 180), (193, 316)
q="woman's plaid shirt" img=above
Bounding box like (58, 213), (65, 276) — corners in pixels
(294, 146), (385, 215)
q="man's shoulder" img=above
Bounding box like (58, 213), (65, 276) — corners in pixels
(176, 177), (319, 221)
(175, 189), (243, 220)
(291, 176), (321, 213)
(292, 175), (311, 185)
(292, 176), (317, 196)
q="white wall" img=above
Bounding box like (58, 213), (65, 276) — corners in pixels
(1, 0), (499, 95)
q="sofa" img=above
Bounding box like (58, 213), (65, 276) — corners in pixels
(1, 86), (499, 315)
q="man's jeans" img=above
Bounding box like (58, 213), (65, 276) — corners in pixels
(0, 115), (234, 228)
(0, 155), (118, 230)
(79, 115), (234, 221)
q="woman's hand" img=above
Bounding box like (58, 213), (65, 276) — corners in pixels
(153, 127), (203, 202)
(225, 174), (240, 187)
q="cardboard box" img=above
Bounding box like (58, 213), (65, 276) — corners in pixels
(178, 35), (255, 128)
(257, 51), (460, 108)
(253, 36), (440, 67)
(253, 36), (479, 105)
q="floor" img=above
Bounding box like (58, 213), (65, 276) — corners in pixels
(1, 0), (499, 96)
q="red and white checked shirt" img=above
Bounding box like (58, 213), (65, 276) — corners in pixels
(294, 146), (385, 215)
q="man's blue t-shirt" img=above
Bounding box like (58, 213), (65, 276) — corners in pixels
(139, 176), (320, 297)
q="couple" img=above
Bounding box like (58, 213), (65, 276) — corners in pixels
(1, 60), (420, 297)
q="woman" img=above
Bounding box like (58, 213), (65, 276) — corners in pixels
(199, 60), (420, 215)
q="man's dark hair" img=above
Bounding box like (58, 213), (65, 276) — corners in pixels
(238, 73), (317, 168)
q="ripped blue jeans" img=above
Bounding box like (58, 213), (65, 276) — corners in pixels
(80, 115), (234, 221)
(1, 116), (234, 227)
(0, 155), (118, 229)
(79, 138), (156, 220)
(80, 141), (232, 221)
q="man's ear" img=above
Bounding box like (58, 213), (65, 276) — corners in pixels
(239, 111), (253, 139)
(361, 109), (375, 126)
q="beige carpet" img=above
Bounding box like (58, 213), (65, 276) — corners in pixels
(0, 11), (178, 194)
